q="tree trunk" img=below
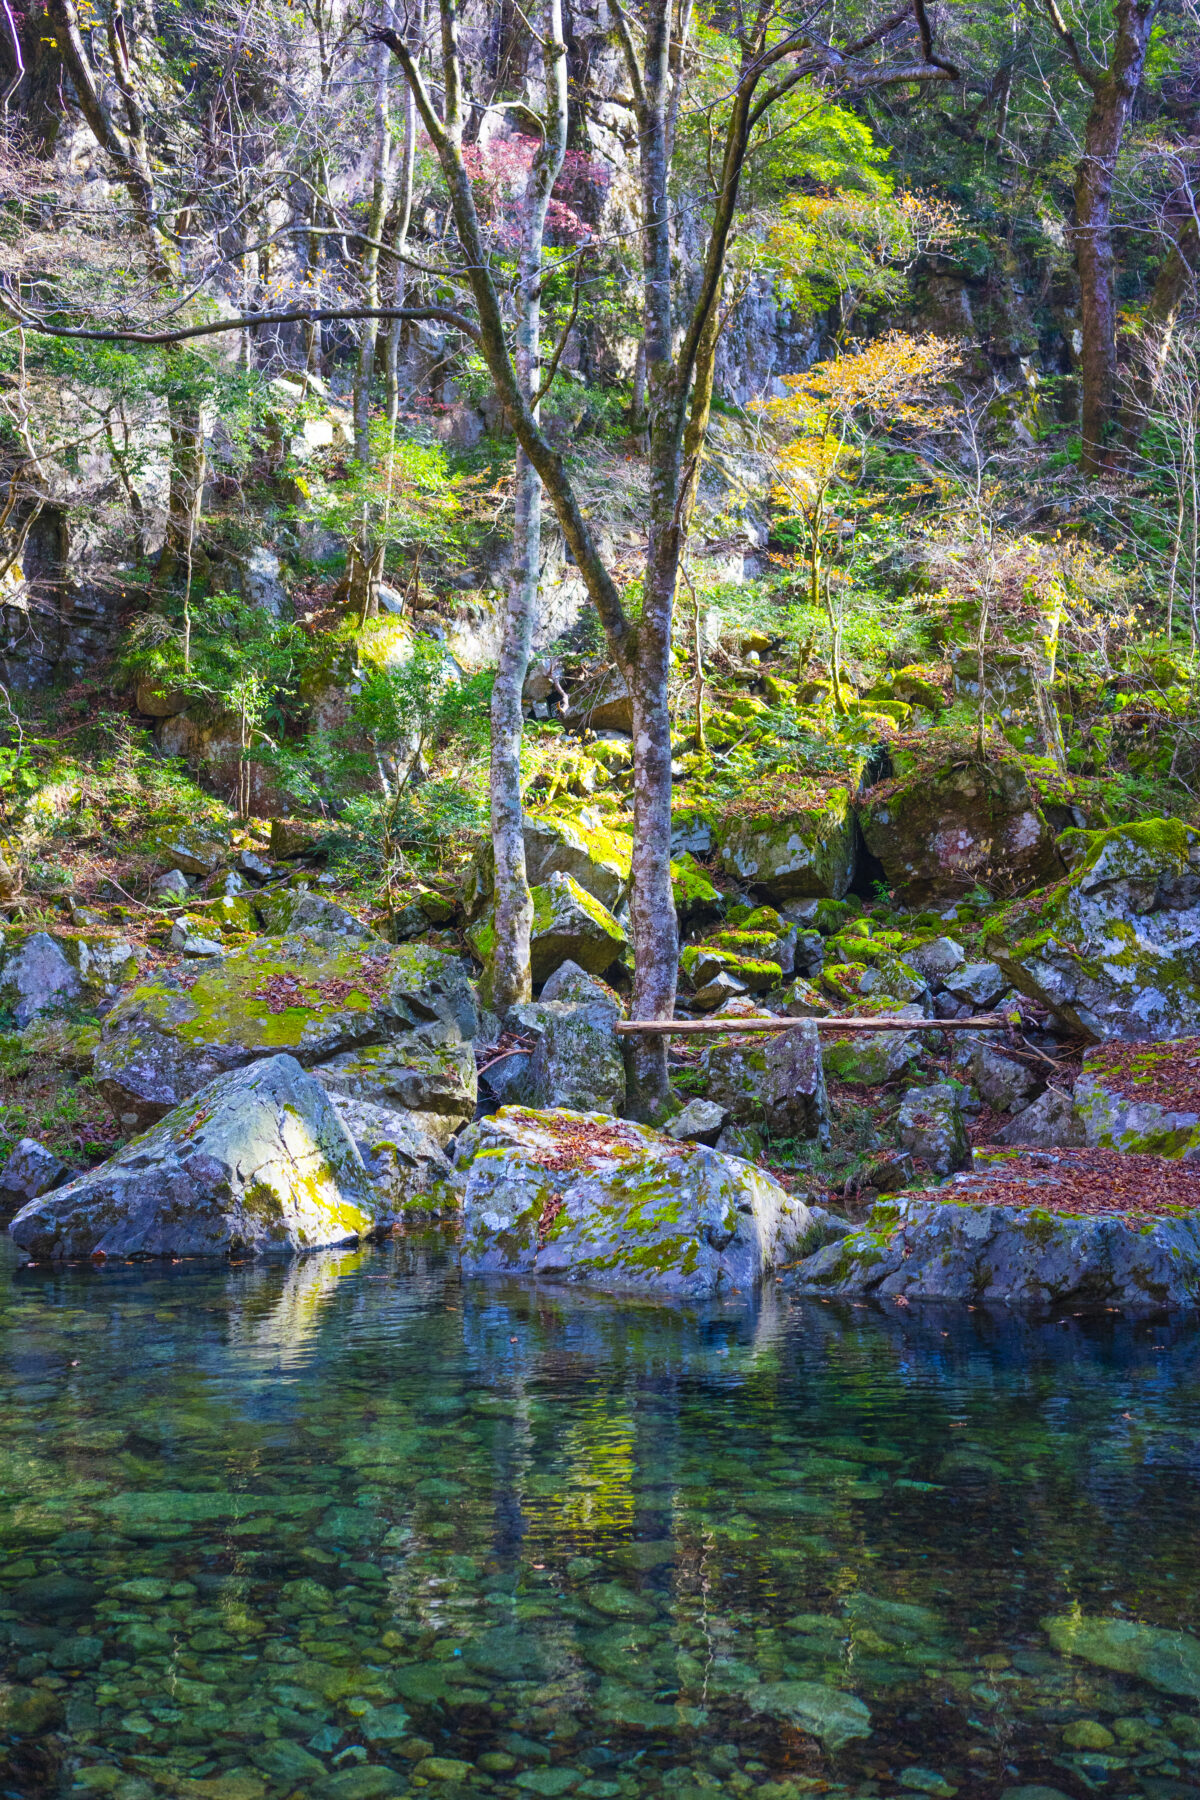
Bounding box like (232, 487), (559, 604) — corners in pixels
(1064, 0), (1158, 472)
(488, 0), (567, 1016)
(354, 36), (395, 466)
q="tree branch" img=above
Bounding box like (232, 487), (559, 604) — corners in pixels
(0, 296), (483, 347)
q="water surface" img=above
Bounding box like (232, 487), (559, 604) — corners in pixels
(1, 1237), (1199, 1800)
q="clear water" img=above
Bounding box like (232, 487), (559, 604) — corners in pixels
(2, 1236), (1200, 1800)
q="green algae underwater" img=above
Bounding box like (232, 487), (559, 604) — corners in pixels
(1, 1239), (1200, 1800)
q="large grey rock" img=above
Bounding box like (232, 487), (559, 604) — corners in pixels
(714, 787), (856, 900)
(690, 971), (749, 1011)
(822, 1007), (923, 1086)
(258, 889), (381, 944)
(0, 933), (138, 1026)
(530, 872), (627, 982)
(792, 1152), (1200, 1305)
(666, 1099), (729, 1145)
(458, 1106), (814, 1296)
(700, 1021), (830, 1143)
(944, 961), (1008, 1010)
(950, 1035), (1042, 1113)
(153, 869), (190, 899)
(897, 1083), (970, 1176)
(990, 820), (1200, 1041)
(1072, 1037), (1200, 1160)
(564, 666), (633, 735)
(238, 546), (288, 617)
(993, 1085), (1084, 1148)
(314, 1026), (478, 1146)
(0, 1139), (72, 1214)
(9, 1055), (375, 1260)
(469, 812), (631, 913)
(508, 995), (625, 1117)
(95, 938), (479, 1129)
(330, 1095), (461, 1220)
(149, 823), (230, 878)
(858, 754), (1061, 904)
(907, 936), (966, 987)
(540, 960), (620, 1008)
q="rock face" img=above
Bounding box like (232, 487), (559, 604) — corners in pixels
(991, 820), (1200, 1041)
(858, 754), (1061, 904)
(313, 1026), (479, 1146)
(792, 1150), (1200, 1306)
(993, 1086), (1083, 1148)
(0, 932), (138, 1026)
(95, 938), (479, 1128)
(0, 1138), (72, 1213)
(509, 988), (626, 1116)
(9, 1055), (375, 1260)
(1072, 1036), (1200, 1160)
(330, 1095), (460, 1220)
(700, 1022), (830, 1143)
(457, 1106), (813, 1295)
(897, 1084), (969, 1176)
(714, 785), (856, 900)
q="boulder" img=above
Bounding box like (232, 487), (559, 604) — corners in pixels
(897, 1083), (969, 1176)
(94, 938), (479, 1129)
(564, 666), (633, 734)
(0, 932), (138, 1026)
(313, 1027), (479, 1146)
(0, 1139), (72, 1214)
(666, 1099), (729, 1145)
(530, 874), (627, 983)
(540, 960), (621, 1008)
(780, 976), (832, 1017)
(671, 854), (724, 929)
(149, 823), (231, 879)
(469, 810), (632, 913)
(9, 1055), (375, 1260)
(1072, 1036), (1200, 1160)
(259, 889), (381, 944)
(152, 868), (190, 899)
(330, 1096), (461, 1220)
(822, 1008), (923, 1086)
(990, 820), (1200, 1041)
(508, 994), (626, 1117)
(237, 546), (288, 617)
(681, 935), (782, 994)
(944, 961), (1008, 1010)
(700, 1021), (830, 1143)
(714, 783), (856, 900)
(690, 971), (749, 1011)
(170, 921), (225, 958)
(457, 1106), (814, 1295)
(791, 1147), (1200, 1305)
(949, 1035), (1043, 1113)
(270, 818), (328, 860)
(1043, 1615), (1200, 1699)
(993, 1086), (1083, 1148)
(858, 753), (1061, 904)
(907, 936), (967, 987)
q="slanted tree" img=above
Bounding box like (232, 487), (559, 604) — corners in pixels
(377, 0), (959, 1114)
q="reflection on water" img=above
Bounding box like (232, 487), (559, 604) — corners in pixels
(0, 1236), (1198, 1800)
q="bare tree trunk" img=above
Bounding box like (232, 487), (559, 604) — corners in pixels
(489, 0), (568, 1016)
(384, 49), (419, 438)
(1044, 0), (1158, 471)
(354, 34), (395, 466)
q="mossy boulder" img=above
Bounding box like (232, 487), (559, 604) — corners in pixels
(149, 821), (231, 878)
(680, 937), (783, 994)
(0, 931), (138, 1026)
(257, 889), (380, 943)
(671, 853), (724, 928)
(95, 938), (479, 1128)
(699, 1021), (830, 1142)
(507, 994), (626, 1116)
(822, 1006), (923, 1086)
(714, 782), (856, 900)
(989, 820), (1200, 1041)
(858, 753), (1061, 904)
(1073, 1036), (1200, 1160)
(456, 1106), (814, 1296)
(330, 1095), (461, 1221)
(897, 1083), (969, 1176)
(9, 1054), (375, 1260)
(791, 1150), (1200, 1305)
(312, 1025), (479, 1146)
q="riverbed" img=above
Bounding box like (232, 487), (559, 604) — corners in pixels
(1, 1237), (1198, 1800)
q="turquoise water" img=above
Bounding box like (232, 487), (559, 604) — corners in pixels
(1, 1237), (1200, 1800)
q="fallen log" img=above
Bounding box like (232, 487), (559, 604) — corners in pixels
(614, 1013), (1004, 1037)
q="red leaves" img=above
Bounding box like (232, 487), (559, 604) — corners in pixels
(1085, 1035), (1200, 1113)
(956, 1146), (1200, 1218)
(250, 955), (392, 1015)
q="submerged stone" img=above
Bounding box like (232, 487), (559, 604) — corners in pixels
(747, 1678), (871, 1748)
(1044, 1613), (1200, 1698)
